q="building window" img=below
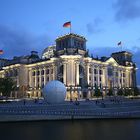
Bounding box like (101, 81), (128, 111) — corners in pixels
(99, 70), (102, 75)
(32, 71), (35, 76)
(41, 70), (44, 75)
(89, 68), (92, 73)
(5, 72), (8, 77)
(47, 77), (49, 81)
(74, 41), (76, 46)
(42, 77), (44, 82)
(37, 70), (40, 75)
(89, 76), (91, 81)
(79, 65), (83, 74)
(94, 69), (97, 74)
(123, 73), (125, 77)
(37, 84), (39, 88)
(94, 77), (97, 81)
(46, 69), (49, 74)
(116, 72), (118, 77)
(94, 83), (97, 88)
(14, 69), (18, 76)
(59, 65), (63, 74)
(108, 67), (113, 76)
(37, 77), (39, 82)
(99, 77), (102, 81)
(10, 71), (13, 77)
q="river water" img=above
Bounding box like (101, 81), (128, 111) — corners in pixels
(0, 119), (140, 140)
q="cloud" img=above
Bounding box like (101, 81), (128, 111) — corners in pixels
(89, 46), (117, 57)
(0, 25), (52, 59)
(114, 0), (140, 22)
(86, 18), (103, 34)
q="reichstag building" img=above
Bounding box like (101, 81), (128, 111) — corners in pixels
(0, 33), (137, 99)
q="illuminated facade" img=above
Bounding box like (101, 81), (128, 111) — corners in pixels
(0, 33), (137, 99)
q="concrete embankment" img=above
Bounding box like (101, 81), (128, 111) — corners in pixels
(0, 100), (140, 122)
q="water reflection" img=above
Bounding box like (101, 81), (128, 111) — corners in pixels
(0, 119), (140, 140)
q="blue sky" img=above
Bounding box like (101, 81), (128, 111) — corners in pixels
(0, 0), (140, 85)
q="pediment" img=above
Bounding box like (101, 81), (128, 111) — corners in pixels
(105, 57), (119, 66)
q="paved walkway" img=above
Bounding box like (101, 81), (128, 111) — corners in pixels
(0, 98), (140, 121)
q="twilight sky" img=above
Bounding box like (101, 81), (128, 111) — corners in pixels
(0, 0), (140, 85)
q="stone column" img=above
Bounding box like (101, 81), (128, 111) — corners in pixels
(102, 67), (105, 87)
(71, 60), (75, 86)
(35, 69), (37, 88)
(44, 67), (46, 85)
(63, 62), (67, 85)
(49, 67), (52, 81)
(52, 65), (55, 80)
(86, 63), (90, 85)
(129, 70), (131, 87)
(97, 66), (100, 87)
(121, 70), (123, 87)
(39, 69), (42, 88)
(76, 62), (80, 86)
(29, 68), (32, 88)
(125, 70), (129, 87)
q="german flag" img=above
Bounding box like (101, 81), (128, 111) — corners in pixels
(63, 21), (71, 28)
(0, 50), (3, 54)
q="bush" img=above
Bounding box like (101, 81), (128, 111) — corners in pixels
(107, 89), (113, 96)
(117, 89), (123, 96)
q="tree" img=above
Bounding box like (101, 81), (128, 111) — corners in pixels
(94, 86), (101, 98)
(124, 88), (132, 96)
(133, 87), (140, 96)
(107, 89), (113, 96)
(117, 89), (124, 96)
(0, 78), (16, 97)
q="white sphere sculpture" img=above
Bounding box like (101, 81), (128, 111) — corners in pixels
(43, 80), (66, 103)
